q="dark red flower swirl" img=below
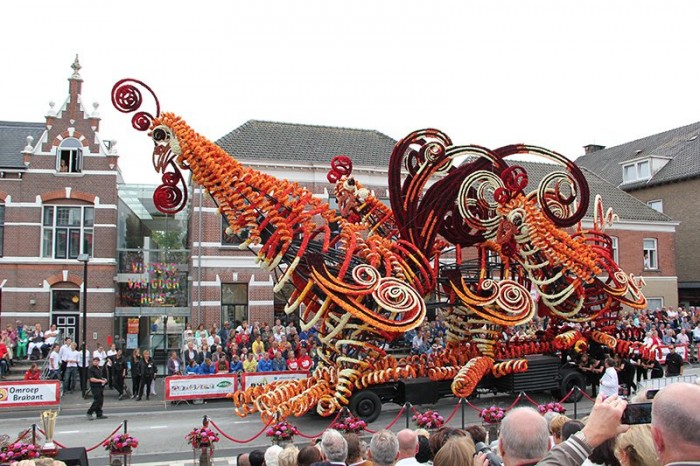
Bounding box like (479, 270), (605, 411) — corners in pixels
(131, 111), (153, 131)
(153, 168), (187, 214)
(327, 155), (353, 183)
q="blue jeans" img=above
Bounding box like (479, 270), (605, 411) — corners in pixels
(63, 366), (77, 392)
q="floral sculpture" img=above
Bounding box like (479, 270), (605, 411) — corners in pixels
(480, 406), (506, 424)
(0, 442), (40, 463)
(266, 420), (299, 443)
(412, 410), (445, 430)
(330, 413), (368, 434)
(538, 402), (567, 415)
(112, 79), (648, 421)
(185, 427), (220, 449)
(103, 433), (139, 453)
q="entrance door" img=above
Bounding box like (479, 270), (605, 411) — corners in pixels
(52, 313), (78, 342)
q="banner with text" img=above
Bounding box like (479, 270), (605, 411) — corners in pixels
(165, 374), (238, 400)
(241, 370), (309, 390)
(0, 381), (61, 408)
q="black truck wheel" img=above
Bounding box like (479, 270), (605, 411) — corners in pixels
(349, 390), (382, 422)
(552, 368), (585, 402)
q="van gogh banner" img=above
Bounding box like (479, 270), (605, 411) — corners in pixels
(0, 381), (61, 408)
(165, 374), (238, 400)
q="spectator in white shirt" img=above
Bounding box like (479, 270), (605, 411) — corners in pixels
(93, 344), (108, 378)
(63, 342), (79, 393)
(600, 357), (619, 398)
(48, 344), (61, 379)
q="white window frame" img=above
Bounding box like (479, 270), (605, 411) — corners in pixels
(647, 199), (663, 213)
(643, 238), (658, 270)
(56, 138), (83, 173)
(622, 159), (651, 183)
(610, 236), (619, 264)
(42, 205), (94, 259)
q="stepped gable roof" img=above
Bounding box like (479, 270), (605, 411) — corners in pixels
(215, 120), (397, 167)
(509, 160), (673, 223)
(576, 121), (700, 190)
(0, 121), (44, 168)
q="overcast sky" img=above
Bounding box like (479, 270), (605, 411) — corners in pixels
(1, 1), (699, 184)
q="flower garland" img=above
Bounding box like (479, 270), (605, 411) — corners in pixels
(0, 442), (40, 463)
(266, 420), (299, 443)
(412, 410), (445, 429)
(331, 414), (368, 434)
(538, 402), (566, 415)
(480, 406), (506, 424)
(185, 427), (220, 449)
(103, 433), (139, 453)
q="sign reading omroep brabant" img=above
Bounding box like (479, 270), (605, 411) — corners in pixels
(0, 381), (61, 408)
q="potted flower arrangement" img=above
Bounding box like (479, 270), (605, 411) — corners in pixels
(538, 402), (566, 415)
(104, 433), (139, 466)
(103, 433), (139, 453)
(412, 410), (445, 430)
(0, 442), (40, 463)
(186, 426), (220, 466)
(186, 426), (220, 448)
(266, 419), (299, 445)
(330, 414), (367, 434)
(480, 406), (506, 424)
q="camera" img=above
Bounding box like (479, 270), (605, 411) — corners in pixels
(475, 442), (503, 466)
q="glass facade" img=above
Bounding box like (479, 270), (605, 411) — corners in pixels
(115, 185), (190, 354)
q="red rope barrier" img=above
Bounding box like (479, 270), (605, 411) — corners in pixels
(443, 401), (461, 424)
(383, 406), (406, 430)
(507, 393), (525, 410)
(464, 400), (484, 413)
(296, 409), (345, 439)
(209, 419), (272, 444)
(519, 392), (539, 407)
(86, 424), (124, 452)
(558, 387), (577, 403)
(363, 405), (407, 434)
(578, 389), (596, 402)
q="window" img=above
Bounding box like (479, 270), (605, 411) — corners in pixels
(42, 206), (94, 259)
(57, 138), (82, 173)
(647, 297), (663, 311)
(622, 159), (651, 183)
(610, 236), (619, 264)
(221, 283), (248, 326)
(647, 199), (663, 213)
(643, 238), (658, 270)
(0, 205), (4, 257)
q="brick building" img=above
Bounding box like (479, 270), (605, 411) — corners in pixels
(0, 58), (119, 347)
(577, 122), (699, 306)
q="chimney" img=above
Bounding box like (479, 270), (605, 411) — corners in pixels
(583, 144), (605, 154)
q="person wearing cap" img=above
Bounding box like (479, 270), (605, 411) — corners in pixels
(87, 356), (108, 420)
(665, 345), (684, 377)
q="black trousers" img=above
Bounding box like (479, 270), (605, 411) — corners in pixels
(138, 376), (153, 399)
(132, 375), (141, 396)
(88, 383), (104, 416)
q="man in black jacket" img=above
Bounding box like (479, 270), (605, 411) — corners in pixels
(87, 357), (108, 420)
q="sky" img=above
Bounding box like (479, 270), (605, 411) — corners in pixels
(1, 1), (700, 184)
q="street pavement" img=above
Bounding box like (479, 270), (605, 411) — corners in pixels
(1, 366), (697, 465)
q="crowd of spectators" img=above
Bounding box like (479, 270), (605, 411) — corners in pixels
(232, 382), (699, 466)
(169, 318), (321, 376)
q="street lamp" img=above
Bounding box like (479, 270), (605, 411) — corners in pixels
(77, 253), (89, 397)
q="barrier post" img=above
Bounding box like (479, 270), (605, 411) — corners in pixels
(124, 419), (128, 434)
(461, 398), (466, 429)
(405, 403), (411, 429)
(32, 424), (36, 445)
(573, 387), (579, 419)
